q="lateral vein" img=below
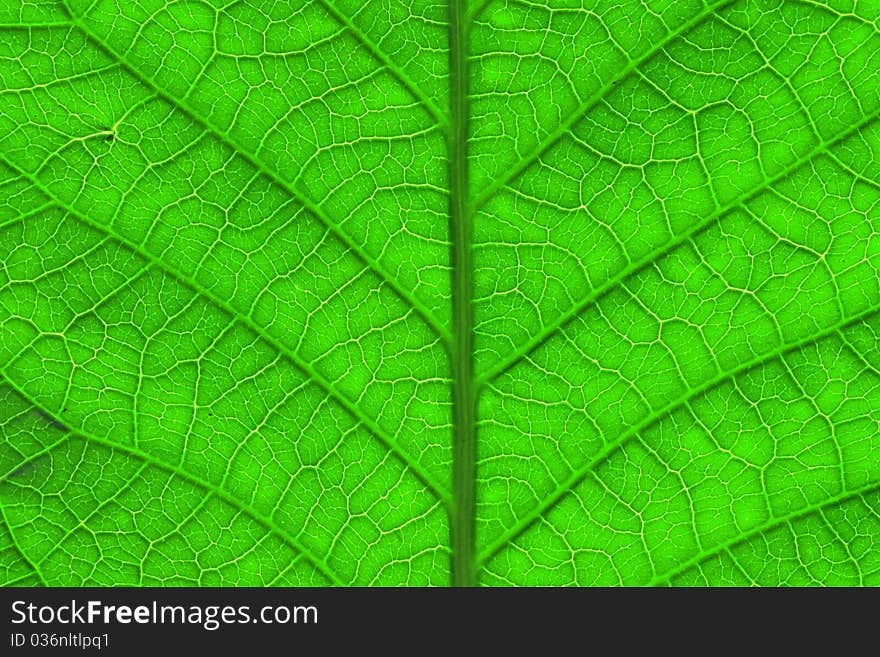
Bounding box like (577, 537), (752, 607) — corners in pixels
(0, 154), (452, 507)
(56, 6), (452, 344)
(478, 105), (880, 386)
(476, 305), (880, 566)
(0, 373), (346, 586)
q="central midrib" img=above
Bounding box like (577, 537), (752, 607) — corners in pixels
(447, 0), (477, 587)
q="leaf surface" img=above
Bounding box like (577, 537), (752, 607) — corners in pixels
(1, 0), (879, 586)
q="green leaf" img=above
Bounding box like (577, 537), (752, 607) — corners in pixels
(1, 0), (879, 586)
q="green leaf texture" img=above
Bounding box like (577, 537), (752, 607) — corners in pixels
(1, 0), (880, 587)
